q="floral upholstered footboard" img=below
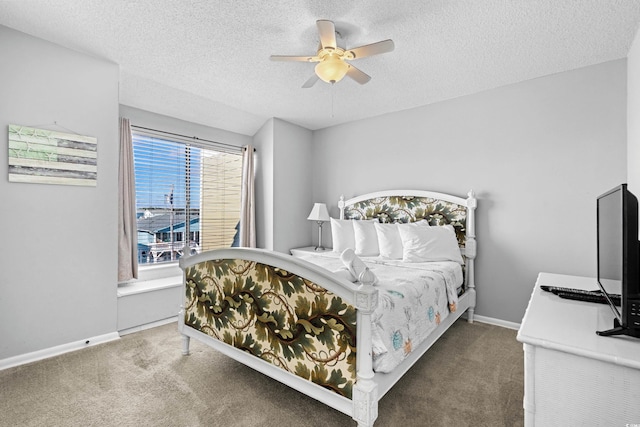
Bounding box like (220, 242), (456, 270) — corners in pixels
(182, 252), (360, 399)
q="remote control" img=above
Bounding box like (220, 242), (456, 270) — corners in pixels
(541, 285), (621, 306)
(540, 285), (603, 296)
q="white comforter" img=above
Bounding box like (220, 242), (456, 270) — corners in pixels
(294, 251), (463, 373)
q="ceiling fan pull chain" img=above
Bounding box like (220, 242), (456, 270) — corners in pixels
(331, 84), (335, 118)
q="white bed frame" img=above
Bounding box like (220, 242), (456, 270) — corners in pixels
(178, 189), (477, 426)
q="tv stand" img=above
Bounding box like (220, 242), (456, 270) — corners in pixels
(517, 273), (640, 426)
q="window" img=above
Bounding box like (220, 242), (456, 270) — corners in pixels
(132, 130), (242, 265)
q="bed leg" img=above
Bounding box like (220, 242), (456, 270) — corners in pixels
(466, 285), (477, 324)
(467, 308), (475, 323)
(353, 281), (378, 426)
(182, 335), (190, 356)
(353, 380), (378, 427)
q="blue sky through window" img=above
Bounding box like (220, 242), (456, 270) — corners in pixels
(132, 134), (202, 210)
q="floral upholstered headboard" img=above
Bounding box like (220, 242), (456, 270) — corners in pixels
(338, 189), (476, 249)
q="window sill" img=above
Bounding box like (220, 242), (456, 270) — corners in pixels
(117, 275), (182, 297)
(136, 262), (182, 280)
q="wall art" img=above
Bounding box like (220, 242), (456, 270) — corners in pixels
(8, 124), (97, 186)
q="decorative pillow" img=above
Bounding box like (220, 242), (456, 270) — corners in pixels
(374, 222), (403, 259)
(353, 220), (379, 256)
(397, 223), (464, 264)
(330, 218), (355, 253)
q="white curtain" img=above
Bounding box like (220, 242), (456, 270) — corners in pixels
(240, 145), (256, 248)
(118, 117), (138, 281)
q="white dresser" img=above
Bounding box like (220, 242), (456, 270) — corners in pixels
(517, 272), (640, 426)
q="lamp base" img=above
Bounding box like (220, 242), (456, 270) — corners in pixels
(316, 221), (326, 252)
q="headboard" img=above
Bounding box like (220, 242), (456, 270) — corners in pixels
(338, 190), (477, 287)
(339, 190), (475, 248)
(339, 189), (475, 246)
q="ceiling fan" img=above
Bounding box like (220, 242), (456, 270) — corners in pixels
(270, 20), (394, 88)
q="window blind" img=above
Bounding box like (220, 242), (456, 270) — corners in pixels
(132, 130), (242, 265)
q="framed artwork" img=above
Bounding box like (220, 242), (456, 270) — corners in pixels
(8, 124), (97, 186)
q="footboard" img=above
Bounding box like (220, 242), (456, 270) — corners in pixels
(178, 248), (378, 423)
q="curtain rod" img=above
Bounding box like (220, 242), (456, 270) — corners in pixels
(131, 125), (256, 151)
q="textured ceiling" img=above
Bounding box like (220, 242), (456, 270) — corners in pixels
(1, 0), (640, 135)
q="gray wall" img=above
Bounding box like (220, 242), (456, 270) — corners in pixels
(272, 119), (313, 253)
(253, 119), (275, 250)
(311, 60), (627, 324)
(0, 26), (119, 359)
(252, 118), (313, 252)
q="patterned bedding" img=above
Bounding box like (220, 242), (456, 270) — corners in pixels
(294, 251), (463, 373)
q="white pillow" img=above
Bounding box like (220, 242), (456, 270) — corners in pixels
(353, 220), (379, 256)
(395, 220), (430, 236)
(374, 222), (403, 259)
(397, 223), (464, 264)
(330, 218), (355, 253)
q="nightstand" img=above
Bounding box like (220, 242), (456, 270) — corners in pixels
(290, 246), (333, 257)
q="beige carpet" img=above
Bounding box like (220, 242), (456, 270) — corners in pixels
(0, 320), (523, 427)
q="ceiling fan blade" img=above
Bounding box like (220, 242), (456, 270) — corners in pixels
(347, 39), (395, 59)
(316, 20), (337, 49)
(346, 65), (371, 85)
(270, 55), (318, 62)
(302, 74), (319, 88)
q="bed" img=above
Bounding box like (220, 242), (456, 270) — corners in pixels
(178, 189), (477, 426)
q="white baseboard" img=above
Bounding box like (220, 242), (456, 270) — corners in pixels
(118, 316), (178, 336)
(0, 331), (120, 371)
(472, 314), (521, 330)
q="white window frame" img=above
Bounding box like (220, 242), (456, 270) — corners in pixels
(126, 127), (243, 283)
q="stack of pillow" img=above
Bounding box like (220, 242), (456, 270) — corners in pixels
(330, 218), (464, 264)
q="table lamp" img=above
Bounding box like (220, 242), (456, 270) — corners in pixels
(307, 203), (330, 250)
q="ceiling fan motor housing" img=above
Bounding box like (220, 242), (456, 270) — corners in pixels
(315, 47), (353, 83)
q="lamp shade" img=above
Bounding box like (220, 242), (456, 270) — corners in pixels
(315, 55), (349, 84)
(307, 203), (330, 222)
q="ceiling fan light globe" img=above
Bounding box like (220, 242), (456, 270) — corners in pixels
(315, 56), (349, 84)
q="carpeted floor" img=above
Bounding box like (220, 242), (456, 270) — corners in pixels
(0, 320), (523, 426)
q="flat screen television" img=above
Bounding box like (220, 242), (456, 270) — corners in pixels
(596, 183), (640, 338)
